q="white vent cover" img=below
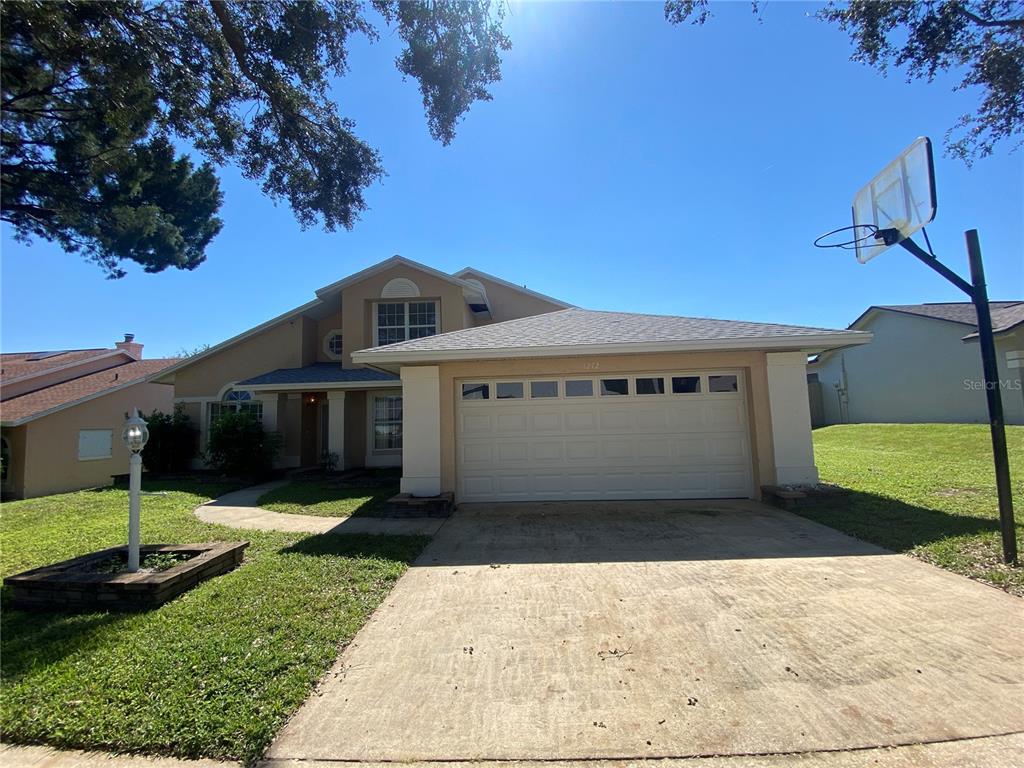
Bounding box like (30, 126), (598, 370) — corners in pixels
(381, 277), (420, 299)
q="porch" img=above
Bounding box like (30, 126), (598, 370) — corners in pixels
(237, 363), (402, 471)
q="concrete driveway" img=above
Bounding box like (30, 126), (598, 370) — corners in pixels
(266, 500), (1024, 764)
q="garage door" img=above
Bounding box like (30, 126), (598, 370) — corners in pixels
(456, 371), (753, 502)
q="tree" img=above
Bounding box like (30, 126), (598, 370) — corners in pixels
(1, 1), (510, 278)
(665, 0), (1024, 162)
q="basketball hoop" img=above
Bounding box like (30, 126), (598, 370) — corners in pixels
(813, 224), (882, 251)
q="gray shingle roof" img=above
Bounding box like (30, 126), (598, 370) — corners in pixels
(238, 363), (398, 386)
(355, 308), (865, 358)
(873, 302), (1022, 329)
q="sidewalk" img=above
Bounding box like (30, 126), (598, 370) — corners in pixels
(0, 744), (236, 768)
(194, 482), (445, 536)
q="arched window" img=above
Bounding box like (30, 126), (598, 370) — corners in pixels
(209, 389), (262, 423)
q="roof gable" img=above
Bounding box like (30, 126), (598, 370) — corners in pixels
(315, 255), (476, 299)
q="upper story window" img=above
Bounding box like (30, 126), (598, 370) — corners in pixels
(375, 301), (437, 346)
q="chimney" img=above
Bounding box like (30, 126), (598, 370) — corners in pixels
(115, 333), (144, 360)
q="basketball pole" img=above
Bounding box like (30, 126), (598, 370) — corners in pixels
(897, 230), (1018, 566)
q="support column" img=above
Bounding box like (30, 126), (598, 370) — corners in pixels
(400, 366), (441, 497)
(766, 351), (819, 486)
(327, 391), (346, 470)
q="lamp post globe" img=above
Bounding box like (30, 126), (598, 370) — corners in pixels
(122, 409), (149, 454)
(123, 408), (149, 572)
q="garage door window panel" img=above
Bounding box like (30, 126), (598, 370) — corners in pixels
(636, 377), (665, 395)
(462, 383), (490, 400)
(600, 378), (629, 396)
(496, 382), (524, 400)
(530, 381), (559, 398)
(708, 374), (739, 393)
(672, 376), (701, 394)
(565, 380), (594, 397)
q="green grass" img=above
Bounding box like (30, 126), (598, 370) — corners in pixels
(803, 424), (1024, 596)
(0, 481), (427, 764)
(257, 479), (397, 518)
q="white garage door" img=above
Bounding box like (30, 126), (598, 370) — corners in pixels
(456, 371), (753, 502)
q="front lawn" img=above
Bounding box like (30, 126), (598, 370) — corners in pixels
(0, 481), (427, 764)
(805, 424), (1023, 596)
(257, 479), (396, 517)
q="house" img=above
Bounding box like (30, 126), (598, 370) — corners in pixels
(808, 302), (1024, 426)
(1, 336), (178, 498)
(156, 255), (869, 501)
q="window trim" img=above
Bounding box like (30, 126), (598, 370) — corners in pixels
(373, 299), (439, 347)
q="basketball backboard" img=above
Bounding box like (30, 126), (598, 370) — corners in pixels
(851, 137), (936, 263)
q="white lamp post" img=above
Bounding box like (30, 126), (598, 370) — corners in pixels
(122, 408), (150, 572)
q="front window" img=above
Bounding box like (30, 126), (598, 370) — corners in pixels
(210, 389), (262, 424)
(373, 395), (403, 451)
(376, 301), (437, 345)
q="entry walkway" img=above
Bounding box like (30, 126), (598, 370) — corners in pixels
(194, 482), (445, 536)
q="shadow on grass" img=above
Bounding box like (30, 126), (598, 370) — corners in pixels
(279, 531), (429, 563)
(0, 607), (131, 684)
(796, 488), (1008, 553)
(258, 481), (399, 518)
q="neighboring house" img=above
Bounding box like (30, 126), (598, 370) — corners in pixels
(1, 336), (178, 498)
(156, 255), (869, 501)
(809, 302), (1024, 426)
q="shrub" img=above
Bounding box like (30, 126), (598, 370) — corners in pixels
(205, 412), (281, 480)
(142, 407), (197, 473)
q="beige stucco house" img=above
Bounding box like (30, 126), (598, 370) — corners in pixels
(809, 302), (1024, 426)
(1, 336), (178, 499)
(157, 256), (869, 501)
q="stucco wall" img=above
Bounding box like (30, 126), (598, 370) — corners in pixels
(174, 319), (304, 399)
(341, 265), (470, 366)
(17, 381), (174, 498)
(459, 271), (566, 324)
(433, 350), (776, 497)
(315, 307), (344, 363)
(811, 312), (1024, 425)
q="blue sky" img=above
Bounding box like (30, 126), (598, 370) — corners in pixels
(2, 1), (1022, 358)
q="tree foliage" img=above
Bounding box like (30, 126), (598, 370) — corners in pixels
(142, 407), (198, 474)
(665, 0), (1024, 162)
(1, 1), (510, 277)
(206, 411), (281, 480)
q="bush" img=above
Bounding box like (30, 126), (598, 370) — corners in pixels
(142, 407), (197, 473)
(205, 412), (281, 480)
